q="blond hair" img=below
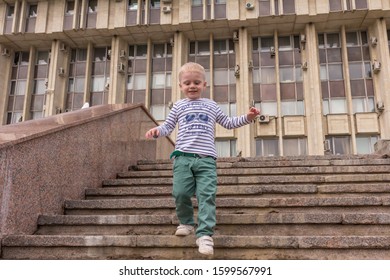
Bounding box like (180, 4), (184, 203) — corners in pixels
(178, 62), (206, 81)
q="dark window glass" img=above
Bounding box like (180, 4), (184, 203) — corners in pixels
(329, 0), (342, 11)
(283, 0), (295, 14)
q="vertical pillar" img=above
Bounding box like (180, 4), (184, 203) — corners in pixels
(304, 23), (325, 155)
(370, 18), (390, 139)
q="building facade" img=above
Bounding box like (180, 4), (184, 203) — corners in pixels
(0, 0), (390, 158)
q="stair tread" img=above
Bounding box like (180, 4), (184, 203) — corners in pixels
(4, 155), (390, 260)
(65, 196), (390, 209)
(120, 165), (390, 178)
(4, 235), (390, 249)
(37, 213), (390, 225)
(104, 174), (390, 186)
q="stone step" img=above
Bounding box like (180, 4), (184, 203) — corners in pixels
(86, 184), (320, 199)
(120, 165), (390, 178)
(86, 184), (390, 200)
(63, 196), (390, 215)
(4, 154), (390, 260)
(35, 213), (390, 236)
(3, 235), (390, 259)
(103, 174), (390, 186)
(131, 157), (390, 171)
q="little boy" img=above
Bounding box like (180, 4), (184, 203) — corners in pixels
(145, 62), (260, 255)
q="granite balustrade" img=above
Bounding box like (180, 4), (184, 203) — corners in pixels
(0, 104), (174, 246)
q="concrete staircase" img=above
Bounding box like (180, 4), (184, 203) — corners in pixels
(3, 155), (390, 260)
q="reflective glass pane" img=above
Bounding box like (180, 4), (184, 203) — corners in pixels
(328, 64), (343, 80)
(152, 73), (166, 88)
(349, 62), (363, 79)
(330, 99), (347, 113)
(279, 67), (294, 82)
(134, 74), (146, 89)
(91, 77), (105, 91)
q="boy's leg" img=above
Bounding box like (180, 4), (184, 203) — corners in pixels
(172, 156), (197, 227)
(193, 157), (217, 238)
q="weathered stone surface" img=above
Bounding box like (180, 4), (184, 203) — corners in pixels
(3, 155), (390, 260)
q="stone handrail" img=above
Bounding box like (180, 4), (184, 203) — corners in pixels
(0, 104), (174, 238)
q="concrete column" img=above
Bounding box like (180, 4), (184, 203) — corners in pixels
(22, 46), (36, 122)
(79, 0), (87, 29)
(45, 40), (70, 116)
(304, 23), (325, 155)
(340, 25), (357, 154)
(109, 36), (127, 105)
(369, 18), (390, 139)
(236, 27), (253, 157)
(0, 46), (12, 124)
(73, 0), (81, 29)
(9, 1), (21, 34)
(171, 31), (188, 101)
(209, 33), (214, 100)
(84, 42), (93, 104)
(274, 30), (283, 156)
(145, 38), (152, 109)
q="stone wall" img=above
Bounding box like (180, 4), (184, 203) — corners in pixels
(0, 104), (174, 238)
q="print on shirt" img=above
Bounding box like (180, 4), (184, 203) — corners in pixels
(180, 101), (212, 136)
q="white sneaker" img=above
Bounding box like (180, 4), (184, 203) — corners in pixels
(175, 224), (194, 236)
(196, 236), (214, 255)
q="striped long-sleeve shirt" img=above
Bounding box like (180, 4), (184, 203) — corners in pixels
(157, 98), (251, 158)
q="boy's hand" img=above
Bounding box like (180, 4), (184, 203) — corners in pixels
(247, 107), (260, 122)
(145, 128), (160, 139)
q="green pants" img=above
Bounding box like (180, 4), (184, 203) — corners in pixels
(172, 156), (217, 238)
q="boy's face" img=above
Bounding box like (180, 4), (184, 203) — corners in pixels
(179, 71), (207, 100)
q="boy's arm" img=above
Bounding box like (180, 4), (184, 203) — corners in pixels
(145, 104), (178, 138)
(145, 127), (160, 139)
(216, 106), (260, 129)
(246, 107), (260, 121)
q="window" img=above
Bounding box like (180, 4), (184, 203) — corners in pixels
(191, 0), (203, 21)
(388, 30), (390, 53)
(253, 37), (277, 116)
(188, 41), (211, 98)
(66, 1), (75, 15)
(26, 4), (38, 32)
(7, 52), (30, 124)
(64, 1), (76, 30)
(326, 136), (352, 155)
(31, 50), (49, 121)
(356, 136), (378, 154)
(259, 0), (271, 16)
(355, 0), (367, 9)
(129, 0), (138, 10)
(88, 0), (98, 13)
(256, 138), (279, 156)
(213, 39), (236, 117)
(330, 0), (366, 11)
(66, 49), (87, 111)
(216, 139), (237, 157)
(283, 138), (307, 156)
(346, 31), (374, 113)
(86, 0), (98, 28)
(282, 0), (295, 14)
(127, 45), (148, 104)
(4, 5), (14, 34)
(90, 47), (110, 106)
(149, 0), (160, 24)
(214, 0), (226, 19)
(319, 33), (346, 115)
(329, 0), (342, 11)
(279, 35), (304, 116)
(28, 5), (38, 17)
(151, 43), (172, 120)
(127, 0), (138, 25)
